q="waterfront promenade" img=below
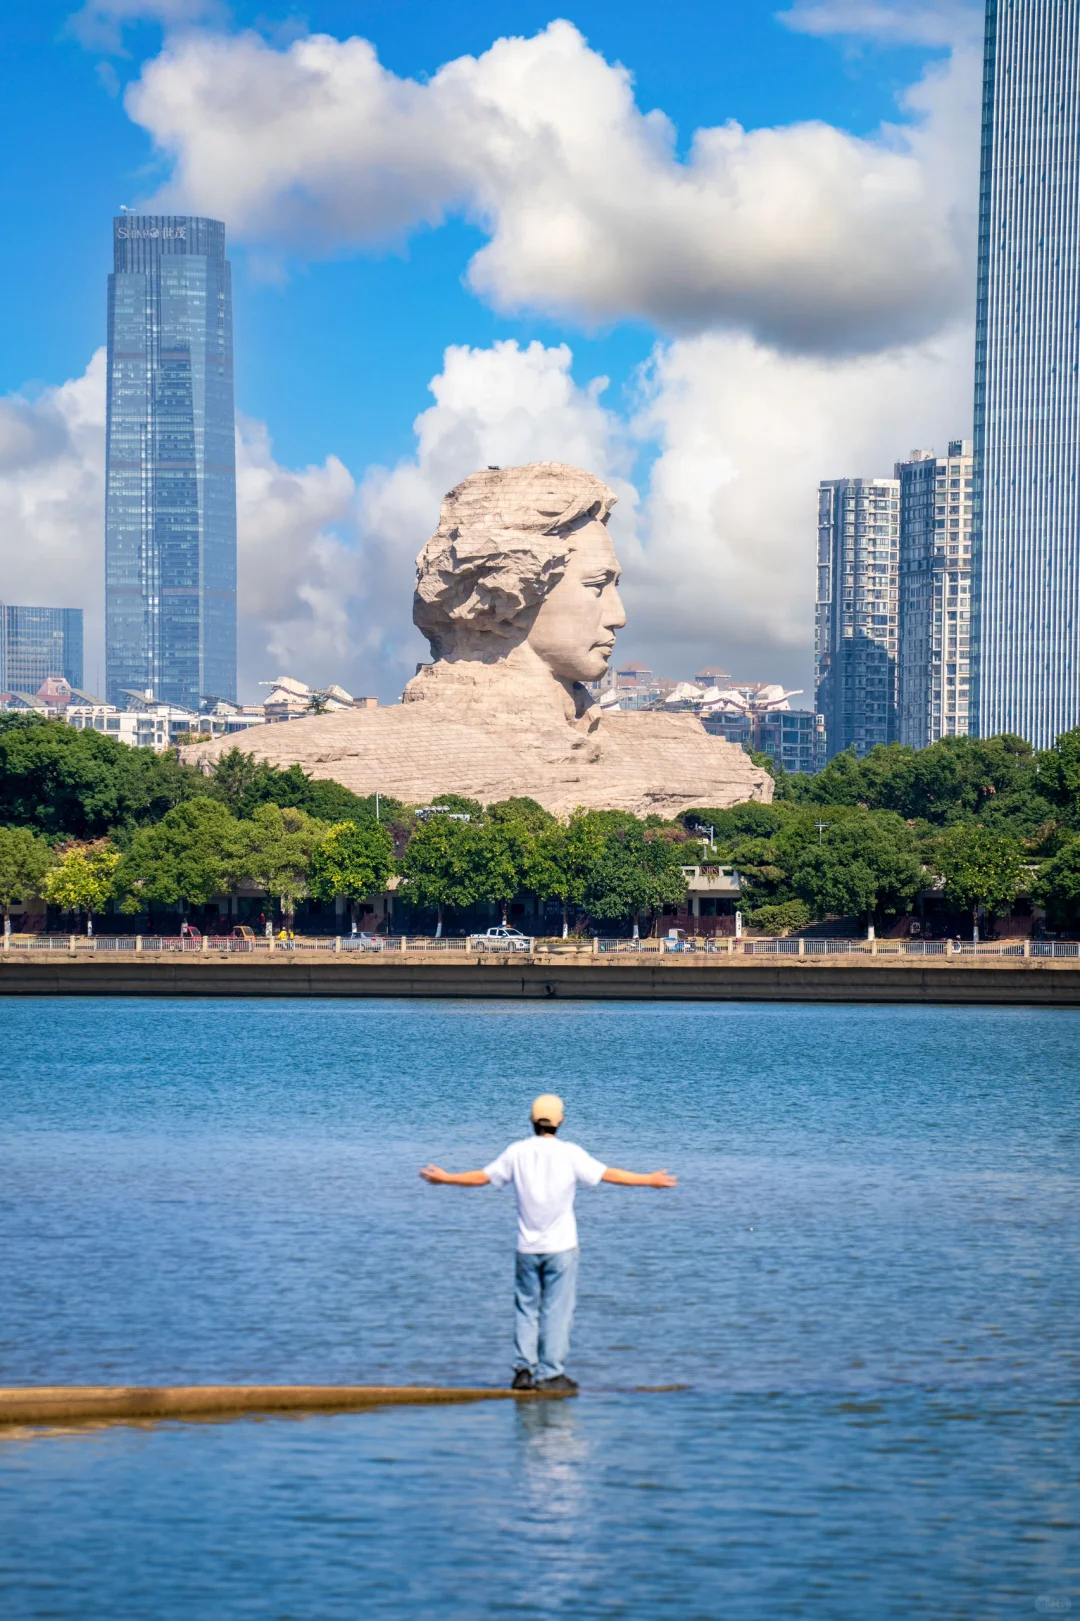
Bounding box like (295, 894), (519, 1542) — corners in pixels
(2, 934), (1080, 1003)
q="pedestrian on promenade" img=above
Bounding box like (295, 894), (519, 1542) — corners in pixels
(419, 1093), (676, 1394)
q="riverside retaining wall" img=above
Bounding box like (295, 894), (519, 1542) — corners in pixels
(2, 952), (1080, 1005)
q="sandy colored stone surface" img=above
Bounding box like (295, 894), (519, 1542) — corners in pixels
(186, 461), (772, 816)
(184, 690), (770, 817)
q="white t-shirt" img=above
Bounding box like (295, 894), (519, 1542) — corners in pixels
(483, 1135), (607, 1254)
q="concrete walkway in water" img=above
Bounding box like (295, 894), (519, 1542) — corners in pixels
(0, 1385), (555, 1429)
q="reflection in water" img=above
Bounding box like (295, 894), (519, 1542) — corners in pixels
(512, 1399), (596, 1606)
(517, 1397), (590, 1517)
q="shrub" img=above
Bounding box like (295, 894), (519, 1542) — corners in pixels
(746, 900), (810, 936)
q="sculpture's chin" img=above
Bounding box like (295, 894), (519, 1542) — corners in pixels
(545, 649), (613, 683)
(550, 661), (606, 684)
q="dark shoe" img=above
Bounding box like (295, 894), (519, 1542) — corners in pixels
(511, 1369), (534, 1390)
(533, 1374), (579, 1395)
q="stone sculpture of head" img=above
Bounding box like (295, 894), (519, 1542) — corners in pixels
(413, 462), (626, 683)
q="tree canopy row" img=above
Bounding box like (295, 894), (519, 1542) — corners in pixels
(3, 714), (1080, 934)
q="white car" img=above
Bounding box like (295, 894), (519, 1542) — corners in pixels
(470, 926), (534, 952)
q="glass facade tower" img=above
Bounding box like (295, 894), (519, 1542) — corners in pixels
(0, 605), (83, 694)
(815, 476), (900, 758)
(105, 215), (236, 709)
(972, 2), (1080, 747)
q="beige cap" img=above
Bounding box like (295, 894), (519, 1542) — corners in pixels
(530, 1092), (565, 1126)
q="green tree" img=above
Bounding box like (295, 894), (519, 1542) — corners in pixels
(470, 819), (533, 925)
(784, 734), (1047, 830)
(1034, 835), (1080, 923)
(1037, 727), (1080, 822)
(113, 799), (248, 913)
(527, 811), (609, 937)
(205, 747), (395, 825)
(485, 797), (555, 833)
(399, 815), (480, 935)
(0, 715), (201, 838)
(203, 748), (268, 811)
(0, 827), (56, 927)
(240, 804), (330, 927)
(43, 840), (120, 925)
(419, 792), (484, 820)
(935, 824), (1025, 940)
(467, 799), (556, 926)
(683, 803), (788, 841)
(584, 820), (687, 937)
(308, 820), (395, 928)
(790, 813), (922, 929)
(745, 745), (788, 788)
(717, 834), (788, 906)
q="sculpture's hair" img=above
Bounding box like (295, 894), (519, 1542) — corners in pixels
(413, 462), (618, 656)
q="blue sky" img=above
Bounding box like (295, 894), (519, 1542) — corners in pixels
(0, 0), (982, 701)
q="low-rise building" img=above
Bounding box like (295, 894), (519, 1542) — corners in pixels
(672, 863), (742, 935)
(65, 693), (261, 750)
(260, 676), (378, 722)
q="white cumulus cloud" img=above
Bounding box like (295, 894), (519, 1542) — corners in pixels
(0, 355), (108, 691)
(68, 0), (226, 53)
(234, 418), (357, 693)
(624, 323), (974, 690)
(0, 354), (358, 702)
(351, 330), (975, 700)
(779, 0), (982, 49)
(123, 18), (978, 352)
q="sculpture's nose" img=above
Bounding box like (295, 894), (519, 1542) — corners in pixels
(605, 584), (627, 631)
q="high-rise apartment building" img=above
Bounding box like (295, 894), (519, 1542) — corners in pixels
(0, 605), (83, 694)
(897, 441), (974, 746)
(105, 214), (236, 710)
(973, 2), (1080, 747)
(815, 476), (900, 758)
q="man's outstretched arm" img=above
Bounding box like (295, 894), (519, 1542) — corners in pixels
(601, 1167), (677, 1188)
(419, 1165), (490, 1186)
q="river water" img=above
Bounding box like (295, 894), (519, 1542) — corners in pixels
(0, 997), (1076, 1618)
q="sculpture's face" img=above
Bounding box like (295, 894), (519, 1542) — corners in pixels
(526, 520), (626, 682)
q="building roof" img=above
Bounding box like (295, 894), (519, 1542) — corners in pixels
(260, 676), (310, 698)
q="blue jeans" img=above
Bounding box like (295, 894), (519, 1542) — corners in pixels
(513, 1247), (579, 1381)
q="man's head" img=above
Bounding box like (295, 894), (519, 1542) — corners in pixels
(530, 1092), (565, 1135)
(413, 462), (624, 680)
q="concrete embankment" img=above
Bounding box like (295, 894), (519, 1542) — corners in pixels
(2, 951), (1080, 1004)
(0, 1384), (536, 1429)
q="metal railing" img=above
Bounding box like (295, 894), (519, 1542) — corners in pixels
(2, 933), (1076, 962)
(739, 937), (1038, 958)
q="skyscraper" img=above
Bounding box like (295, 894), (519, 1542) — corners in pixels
(0, 605), (83, 694)
(897, 441), (974, 747)
(105, 215), (236, 710)
(815, 475), (900, 758)
(972, 2), (1080, 747)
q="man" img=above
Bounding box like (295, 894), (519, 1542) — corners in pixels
(419, 1093), (676, 1394)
